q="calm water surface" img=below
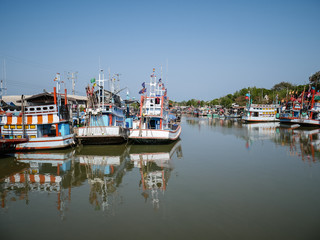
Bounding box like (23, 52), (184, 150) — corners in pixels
(1, 117), (320, 240)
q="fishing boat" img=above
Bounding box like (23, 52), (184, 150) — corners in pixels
(128, 68), (181, 144)
(279, 101), (303, 124)
(75, 70), (128, 144)
(298, 89), (320, 126)
(242, 103), (280, 122)
(0, 74), (74, 150)
(242, 92), (280, 122)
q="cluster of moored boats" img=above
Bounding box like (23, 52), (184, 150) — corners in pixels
(195, 88), (320, 128)
(0, 68), (182, 154)
(242, 88), (320, 127)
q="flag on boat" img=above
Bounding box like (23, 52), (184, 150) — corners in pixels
(139, 82), (146, 94)
(158, 78), (164, 87)
(139, 88), (146, 94)
(90, 78), (96, 83)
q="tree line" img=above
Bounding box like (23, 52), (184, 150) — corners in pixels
(172, 71), (320, 108)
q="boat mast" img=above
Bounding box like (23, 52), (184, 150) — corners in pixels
(149, 68), (156, 98)
(97, 69), (105, 108)
(55, 73), (62, 117)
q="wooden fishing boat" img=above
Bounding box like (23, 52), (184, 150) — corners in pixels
(75, 69), (128, 144)
(299, 90), (320, 126)
(242, 103), (280, 122)
(279, 101), (303, 125)
(0, 74), (75, 150)
(128, 68), (181, 144)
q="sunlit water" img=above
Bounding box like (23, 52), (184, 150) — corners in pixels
(1, 117), (320, 240)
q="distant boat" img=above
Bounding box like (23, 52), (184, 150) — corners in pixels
(242, 104), (280, 122)
(298, 90), (320, 127)
(129, 68), (181, 144)
(75, 70), (128, 144)
(279, 101), (302, 124)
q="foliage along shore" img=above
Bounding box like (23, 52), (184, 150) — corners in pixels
(171, 71), (320, 108)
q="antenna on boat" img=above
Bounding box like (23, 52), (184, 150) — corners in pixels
(0, 59), (7, 100)
(67, 71), (78, 95)
(97, 69), (105, 108)
(54, 73), (62, 116)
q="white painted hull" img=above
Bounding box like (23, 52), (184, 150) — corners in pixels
(242, 116), (279, 122)
(16, 134), (75, 150)
(299, 119), (320, 126)
(75, 126), (127, 144)
(129, 125), (181, 143)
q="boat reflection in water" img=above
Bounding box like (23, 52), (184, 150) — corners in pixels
(275, 128), (320, 164)
(0, 150), (75, 218)
(129, 140), (182, 209)
(186, 116), (320, 163)
(76, 145), (130, 213)
(243, 121), (320, 163)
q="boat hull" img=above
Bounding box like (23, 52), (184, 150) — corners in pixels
(242, 117), (279, 122)
(15, 134), (74, 150)
(298, 119), (320, 126)
(75, 126), (127, 145)
(279, 118), (300, 124)
(129, 125), (181, 144)
(0, 138), (28, 154)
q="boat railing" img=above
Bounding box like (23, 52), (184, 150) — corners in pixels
(24, 105), (58, 115)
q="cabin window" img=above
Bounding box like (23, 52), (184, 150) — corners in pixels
(36, 107), (41, 111)
(30, 125), (36, 129)
(312, 113), (318, 120)
(149, 119), (157, 129)
(49, 106), (54, 110)
(30, 108), (35, 111)
(155, 98), (160, 104)
(17, 125), (22, 129)
(4, 125), (8, 129)
(30, 135), (36, 138)
(10, 125), (15, 129)
(43, 107), (48, 110)
(253, 112), (259, 117)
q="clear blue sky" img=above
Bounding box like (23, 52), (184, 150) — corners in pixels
(0, 0), (319, 101)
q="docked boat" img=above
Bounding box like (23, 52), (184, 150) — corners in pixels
(128, 69), (181, 144)
(242, 104), (280, 122)
(298, 90), (320, 126)
(0, 74), (75, 150)
(75, 69), (128, 144)
(279, 101), (303, 124)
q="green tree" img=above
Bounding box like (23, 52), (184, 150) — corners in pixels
(309, 71), (320, 89)
(271, 82), (293, 91)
